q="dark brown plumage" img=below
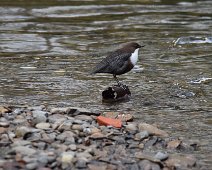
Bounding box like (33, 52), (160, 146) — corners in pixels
(91, 42), (143, 85)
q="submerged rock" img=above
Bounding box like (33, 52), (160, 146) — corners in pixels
(102, 85), (131, 102)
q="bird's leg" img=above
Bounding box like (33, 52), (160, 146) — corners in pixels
(113, 75), (121, 86)
(113, 75), (129, 91)
(113, 74), (122, 86)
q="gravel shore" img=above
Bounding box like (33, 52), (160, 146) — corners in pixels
(0, 106), (198, 170)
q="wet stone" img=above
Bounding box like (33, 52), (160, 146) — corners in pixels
(35, 122), (51, 130)
(58, 119), (73, 131)
(72, 124), (83, 131)
(32, 110), (48, 125)
(165, 154), (196, 168)
(26, 162), (39, 170)
(139, 160), (161, 170)
(74, 115), (93, 122)
(13, 146), (36, 155)
(69, 144), (77, 151)
(125, 123), (137, 131)
(28, 105), (45, 111)
(48, 114), (67, 124)
(0, 121), (10, 128)
(167, 139), (182, 149)
(50, 107), (70, 114)
(15, 126), (31, 138)
(144, 136), (158, 147)
(61, 151), (75, 164)
(138, 123), (168, 137)
(66, 107), (99, 116)
(75, 159), (87, 168)
(135, 131), (149, 141)
(154, 151), (169, 161)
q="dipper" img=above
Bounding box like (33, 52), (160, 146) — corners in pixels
(91, 42), (144, 86)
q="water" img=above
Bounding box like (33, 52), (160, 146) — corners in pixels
(0, 0), (211, 168)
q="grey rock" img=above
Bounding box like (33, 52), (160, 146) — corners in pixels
(23, 132), (41, 141)
(28, 105), (45, 111)
(69, 144), (77, 151)
(32, 110), (48, 124)
(33, 141), (46, 150)
(74, 115), (93, 122)
(50, 107), (70, 114)
(139, 160), (160, 170)
(13, 108), (23, 115)
(26, 162), (39, 170)
(15, 126), (30, 137)
(35, 122), (51, 129)
(135, 131), (149, 141)
(154, 151), (168, 161)
(12, 140), (31, 147)
(125, 123), (138, 131)
(66, 107), (100, 116)
(72, 124), (83, 131)
(38, 155), (49, 164)
(41, 132), (56, 143)
(58, 119), (73, 131)
(12, 118), (27, 125)
(13, 146), (36, 155)
(75, 159), (87, 168)
(0, 121), (10, 127)
(64, 136), (75, 145)
(48, 113), (67, 124)
(73, 119), (84, 124)
(61, 151), (75, 163)
(56, 131), (75, 142)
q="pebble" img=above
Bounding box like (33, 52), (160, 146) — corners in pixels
(50, 107), (70, 114)
(61, 151), (75, 163)
(167, 139), (182, 149)
(48, 114), (67, 124)
(71, 124), (83, 131)
(125, 123), (137, 131)
(58, 119), (73, 131)
(15, 126), (30, 137)
(69, 144), (77, 151)
(0, 121), (10, 127)
(138, 123), (169, 137)
(35, 122), (51, 130)
(13, 146), (37, 155)
(135, 131), (149, 141)
(32, 110), (48, 124)
(154, 151), (169, 161)
(74, 115), (93, 122)
(26, 162), (39, 170)
(165, 154), (196, 168)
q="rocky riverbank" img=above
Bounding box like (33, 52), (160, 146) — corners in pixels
(0, 106), (198, 170)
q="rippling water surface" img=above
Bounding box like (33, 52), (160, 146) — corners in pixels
(0, 0), (211, 168)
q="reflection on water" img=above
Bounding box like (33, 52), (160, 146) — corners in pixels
(0, 0), (211, 168)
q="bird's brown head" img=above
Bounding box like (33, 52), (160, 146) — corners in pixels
(121, 42), (144, 53)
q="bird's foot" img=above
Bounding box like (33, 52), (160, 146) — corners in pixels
(117, 82), (128, 90)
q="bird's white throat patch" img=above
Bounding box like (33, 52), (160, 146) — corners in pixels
(130, 48), (139, 65)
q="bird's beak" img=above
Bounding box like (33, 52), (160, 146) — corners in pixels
(140, 45), (145, 48)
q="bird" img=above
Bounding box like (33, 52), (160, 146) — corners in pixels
(91, 42), (144, 87)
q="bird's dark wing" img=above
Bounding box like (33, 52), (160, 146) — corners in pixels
(91, 50), (131, 74)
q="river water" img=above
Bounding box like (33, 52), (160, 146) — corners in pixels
(0, 0), (211, 168)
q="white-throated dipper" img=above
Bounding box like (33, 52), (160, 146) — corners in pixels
(91, 42), (144, 86)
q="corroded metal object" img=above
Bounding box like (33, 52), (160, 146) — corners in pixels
(102, 85), (131, 102)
